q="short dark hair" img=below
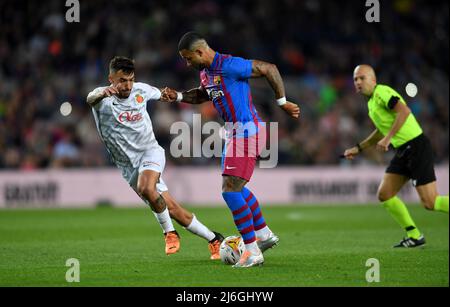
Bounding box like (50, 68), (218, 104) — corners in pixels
(109, 56), (135, 74)
(178, 31), (205, 51)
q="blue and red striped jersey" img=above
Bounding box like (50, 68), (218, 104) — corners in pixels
(200, 52), (263, 137)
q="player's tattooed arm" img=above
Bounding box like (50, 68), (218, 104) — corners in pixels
(161, 87), (209, 104)
(251, 60), (300, 119)
(181, 87), (210, 104)
(251, 60), (286, 99)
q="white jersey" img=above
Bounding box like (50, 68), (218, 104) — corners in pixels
(89, 82), (162, 168)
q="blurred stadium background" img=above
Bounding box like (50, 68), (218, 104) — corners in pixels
(0, 0), (448, 207)
(0, 0), (448, 169)
(0, 0), (448, 287)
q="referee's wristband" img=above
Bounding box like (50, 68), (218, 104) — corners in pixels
(176, 92), (183, 102)
(276, 97), (287, 106)
(356, 143), (363, 153)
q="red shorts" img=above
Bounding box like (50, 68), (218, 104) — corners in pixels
(221, 128), (266, 182)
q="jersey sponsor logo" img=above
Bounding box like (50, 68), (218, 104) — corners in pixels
(118, 111), (143, 123)
(225, 165), (237, 170)
(206, 88), (225, 100)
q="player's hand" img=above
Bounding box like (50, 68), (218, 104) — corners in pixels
(343, 147), (360, 160)
(280, 102), (300, 119)
(102, 85), (119, 97)
(377, 137), (391, 152)
(161, 87), (178, 102)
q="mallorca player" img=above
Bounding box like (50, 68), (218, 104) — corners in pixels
(343, 64), (449, 247)
(87, 56), (223, 259)
(162, 32), (300, 267)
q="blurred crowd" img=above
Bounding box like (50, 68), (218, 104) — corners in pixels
(0, 0), (448, 170)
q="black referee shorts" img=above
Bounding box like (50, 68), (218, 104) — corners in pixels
(386, 134), (437, 187)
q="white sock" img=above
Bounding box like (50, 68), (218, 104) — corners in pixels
(255, 226), (272, 240)
(185, 215), (215, 241)
(153, 208), (175, 233)
(245, 241), (261, 255)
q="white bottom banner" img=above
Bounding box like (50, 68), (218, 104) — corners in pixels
(0, 165), (448, 208)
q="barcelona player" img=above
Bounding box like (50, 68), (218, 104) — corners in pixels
(163, 32), (300, 267)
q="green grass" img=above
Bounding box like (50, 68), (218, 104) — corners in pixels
(0, 205), (448, 287)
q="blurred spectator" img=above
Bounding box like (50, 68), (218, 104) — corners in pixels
(50, 126), (81, 168)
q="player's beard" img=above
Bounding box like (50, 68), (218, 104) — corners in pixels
(119, 90), (131, 99)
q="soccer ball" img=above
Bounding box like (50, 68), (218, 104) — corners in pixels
(219, 235), (246, 265)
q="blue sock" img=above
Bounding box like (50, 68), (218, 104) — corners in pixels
(242, 187), (267, 231)
(222, 192), (256, 244)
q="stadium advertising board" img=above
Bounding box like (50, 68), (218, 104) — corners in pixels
(0, 166), (447, 208)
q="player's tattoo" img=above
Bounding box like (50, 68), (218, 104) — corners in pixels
(153, 195), (168, 213)
(182, 87), (210, 104)
(222, 175), (247, 192)
(251, 60), (285, 99)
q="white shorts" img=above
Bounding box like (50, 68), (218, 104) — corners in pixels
(120, 146), (169, 195)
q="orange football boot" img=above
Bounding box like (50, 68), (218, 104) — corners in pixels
(164, 231), (180, 255)
(208, 232), (224, 260)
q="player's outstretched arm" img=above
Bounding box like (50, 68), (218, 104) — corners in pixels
(86, 85), (119, 107)
(343, 129), (383, 160)
(251, 60), (300, 119)
(161, 87), (209, 105)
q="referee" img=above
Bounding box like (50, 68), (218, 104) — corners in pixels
(343, 64), (448, 248)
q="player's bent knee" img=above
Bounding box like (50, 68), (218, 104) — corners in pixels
(377, 190), (394, 202)
(222, 182), (234, 193)
(138, 185), (158, 202)
(222, 176), (246, 193)
(222, 186), (234, 193)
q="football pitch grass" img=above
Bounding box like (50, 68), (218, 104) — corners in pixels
(0, 205), (448, 287)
